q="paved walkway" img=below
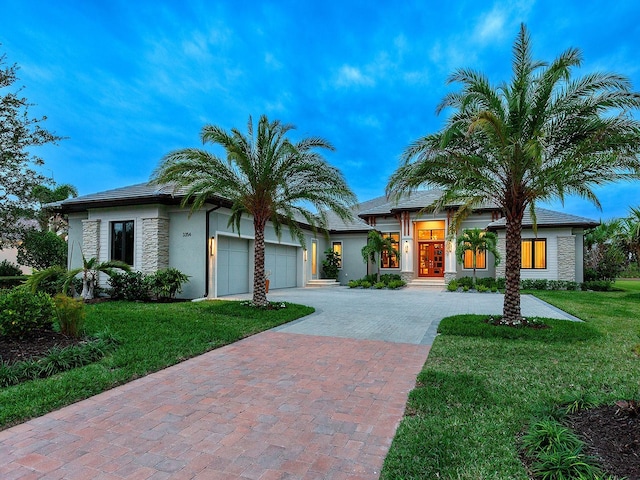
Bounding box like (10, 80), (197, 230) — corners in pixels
(0, 287), (576, 479)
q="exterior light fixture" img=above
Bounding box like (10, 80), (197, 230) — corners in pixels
(303, 249), (308, 261)
(209, 237), (215, 256)
(404, 241), (410, 253)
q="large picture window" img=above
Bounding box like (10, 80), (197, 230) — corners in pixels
(381, 232), (400, 268)
(463, 249), (486, 269)
(111, 220), (134, 265)
(521, 238), (546, 269)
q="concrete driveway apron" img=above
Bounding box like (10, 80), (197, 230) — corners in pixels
(0, 287), (575, 479)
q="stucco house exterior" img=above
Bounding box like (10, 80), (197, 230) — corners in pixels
(52, 183), (598, 299)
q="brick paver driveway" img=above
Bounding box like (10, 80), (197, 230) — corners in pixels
(0, 287), (575, 479)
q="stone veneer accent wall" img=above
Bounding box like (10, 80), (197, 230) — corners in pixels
(82, 219), (100, 260)
(495, 237), (506, 278)
(557, 235), (576, 281)
(142, 217), (170, 273)
(400, 271), (414, 283)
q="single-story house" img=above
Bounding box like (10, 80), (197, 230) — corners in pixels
(52, 183), (598, 299)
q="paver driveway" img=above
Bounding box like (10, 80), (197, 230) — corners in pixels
(0, 287), (576, 479)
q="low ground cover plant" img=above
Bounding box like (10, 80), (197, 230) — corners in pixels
(348, 273), (407, 289)
(381, 280), (640, 478)
(0, 299), (314, 429)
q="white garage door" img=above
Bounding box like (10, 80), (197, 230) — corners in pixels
(265, 244), (298, 289)
(217, 236), (250, 296)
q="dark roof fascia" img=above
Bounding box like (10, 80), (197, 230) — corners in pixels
(487, 220), (599, 230)
(56, 194), (234, 214)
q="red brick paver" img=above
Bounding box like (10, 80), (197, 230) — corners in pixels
(0, 331), (429, 479)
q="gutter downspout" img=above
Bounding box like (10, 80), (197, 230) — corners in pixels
(204, 204), (222, 298)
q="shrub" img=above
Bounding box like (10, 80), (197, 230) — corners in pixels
(581, 280), (613, 292)
(348, 280), (361, 288)
(373, 281), (386, 289)
(0, 276), (26, 290)
(53, 294), (85, 337)
(496, 277), (506, 289)
(521, 279), (549, 290)
(476, 284), (489, 293)
(457, 276), (474, 289)
(147, 268), (190, 300)
(108, 271), (150, 301)
(16, 229), (67, 270)
(363, 274), (378, 284)
(475, 277), (496, 289)
(490, 286), (498, 293)
(447, 280), (458, 292)
(387, 280), (406, 289)
(0, 260), (22, 277)
(380, 273), (402, 284)
(463, 285), (470, 292)
(0, 287), (55, 339)
(360, 281), (372, 289)
(321, 248), (341, 280)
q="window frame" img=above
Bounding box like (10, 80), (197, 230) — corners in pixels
(331, 241), (343, 269)
(110, 220), (135, 266)
(380, 232), (400, 269)
(521, 238), (547, 269)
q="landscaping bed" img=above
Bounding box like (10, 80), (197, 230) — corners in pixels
(1, 329), (79, 364)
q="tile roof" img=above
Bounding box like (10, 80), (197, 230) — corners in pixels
(487, 208), (599, 229)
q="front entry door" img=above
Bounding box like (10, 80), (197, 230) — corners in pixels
(418, 242), (445, 277)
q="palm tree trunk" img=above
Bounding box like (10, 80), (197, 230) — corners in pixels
(252, 218), (268, 307)
(503, 215), (523, 323)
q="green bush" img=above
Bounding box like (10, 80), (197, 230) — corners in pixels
(447, 280), (458, 292)
(522, 279), (549, 290)
(581, 280), (613, 292)
(463, 285), (470, 292)
(373, 281), (386, 289)
(496, 277), (506, 289)
(147, 268), (190, 300)
(458, 276), (474, 289)
(53, 294), (86, 338)
(476, 284), (489, 292)
(363, 274), (378, 284)
(0, 276), (26, 289)
(0, 260), (22, 276)
(16, 229), (67, 270)
(476, 277), (497, 289)
(0, 287), (55, 339)
(348, 280), (361, 288)
(387, 280), (406, 289)
(321, 248), (341, 280)
(360, 281), (372, 289)
(380, 273), (402, 284)
(108, 271), (150, 301)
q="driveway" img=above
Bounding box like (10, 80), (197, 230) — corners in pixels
(229, 285), (579, 344)
(0, 286), (576, 479)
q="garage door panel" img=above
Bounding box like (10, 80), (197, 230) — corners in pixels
(265, 244), (297, 290)
(217, 236), (250, 296)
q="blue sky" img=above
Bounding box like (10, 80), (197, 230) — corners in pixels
(2, 0), (639, 221)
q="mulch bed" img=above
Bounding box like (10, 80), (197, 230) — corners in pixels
(0, 329), (82, 365)
(567, 404), (640, 479)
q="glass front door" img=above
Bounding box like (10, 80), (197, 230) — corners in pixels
(418, 242), (445, 277)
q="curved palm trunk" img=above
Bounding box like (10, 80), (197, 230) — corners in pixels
(252, 219), (268, 307)
(503, 215), (523, 323)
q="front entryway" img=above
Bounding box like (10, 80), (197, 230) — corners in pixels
(418, 242), (445, 277)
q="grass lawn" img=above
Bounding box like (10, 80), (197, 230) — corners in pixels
(381, 281), (640, 479)
(0, 300), (313, 430)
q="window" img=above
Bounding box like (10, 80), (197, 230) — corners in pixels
(521, 238), (546, 269)
(111, 221), (134, 265)
(463, 248), (486, 269)
(381, 232), (400, 268)
(332, 241), (343, 268)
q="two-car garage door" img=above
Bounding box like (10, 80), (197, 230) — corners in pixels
(216, 236), (297, 296)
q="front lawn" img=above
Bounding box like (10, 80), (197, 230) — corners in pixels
(0, 300), (313, 430)
(382, 283), (640, 479)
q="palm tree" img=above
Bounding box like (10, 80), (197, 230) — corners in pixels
(387, 24), (640, 324)
(361, 230), (399, 283)
(30, 183), (78, 232)
(621, 207), (640, 268)
(455, 228), (500, 286)
(151, 114), (356, 306)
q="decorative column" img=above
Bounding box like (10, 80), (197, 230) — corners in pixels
(82, 219), (101, 260)
(142, 217), (170, 273)
(444, 235), (457, 283)
(557, 236), (576, 281)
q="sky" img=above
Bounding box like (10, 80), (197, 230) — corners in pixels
(2, 0), (640, 221)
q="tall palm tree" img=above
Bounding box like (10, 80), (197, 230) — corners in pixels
(361, 230), (399, 283)
(621, 207), (640, 267)
(387, 24), (640, 323)
(455, 228), (500, 286)
(152, 114), (356, 306)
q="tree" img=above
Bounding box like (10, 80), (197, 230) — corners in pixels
(361, 230), (399, 283)
(321, 248), (341, 280)
(0, 50), (64, 245)
(26, 255), (130, 300)
(387, 25), (640, 324)
(620, 207), (640, 268)
(29, 183), (78, 232)
(151, 114), (356, 306)
(455, 228), (500, 286)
